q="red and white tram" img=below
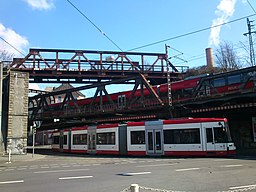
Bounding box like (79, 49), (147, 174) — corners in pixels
(52, 118), (236, 156)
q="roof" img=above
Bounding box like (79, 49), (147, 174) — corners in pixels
(52, 83), (85, 98)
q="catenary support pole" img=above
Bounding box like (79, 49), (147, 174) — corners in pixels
(0, 62), (3, 154)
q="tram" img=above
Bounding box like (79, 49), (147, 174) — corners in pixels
(52, 118), (236, 156)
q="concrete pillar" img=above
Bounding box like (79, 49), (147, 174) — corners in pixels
(130, 184), (139, 192)
(5, 71), (29, 154)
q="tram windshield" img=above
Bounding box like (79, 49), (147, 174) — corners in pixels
(213, 123), (232, 143)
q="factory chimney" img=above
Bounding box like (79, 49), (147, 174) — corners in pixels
(205, 48), (214, 69)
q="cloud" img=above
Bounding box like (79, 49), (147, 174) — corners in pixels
(24, 0), (55, 10)
(0, 23), (29, 57)
(208, 0), (237, 47)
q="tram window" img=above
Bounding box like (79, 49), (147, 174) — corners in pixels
(131, 131), (145, 144)
(53, 136), (60, 144)
(73, 134), (87, 145)
(206, 128), (213, 143)
(213, 127), (228, 143)
(164, 128), (200, 144)
(63, 135), (67, 145)
(228, 75), (241, 85)
(213, 78), (225, 87)
(97, 132), (115, 145)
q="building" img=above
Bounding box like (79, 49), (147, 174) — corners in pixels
(45, 83), (85, 103)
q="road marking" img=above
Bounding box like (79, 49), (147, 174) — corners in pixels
(17, 168), (27, 171)
(229, 184), (256, 189)
(136, 163), (178, 168)
(51, 166), (60, 168)
(214, 159), (233, 162)
(176, 168), (200, 172)
(5, 169), (15, 171)
(34, 168), (89, 174)
(220, 164), (243, 168)
(29, 167), (38, 169)
(121, 171), (151, 176)
(0, 180), (24, 185)
(59, 176), (93, 180)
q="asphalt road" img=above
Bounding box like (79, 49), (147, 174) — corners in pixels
(0, 152), (256, 192)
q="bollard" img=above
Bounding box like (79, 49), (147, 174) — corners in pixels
(130, 184), (139, 192)
(8, 148), (11, 163)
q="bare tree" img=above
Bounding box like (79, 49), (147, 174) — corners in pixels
(239, 39), (256, 67)
(215, 41), (242, 71)
(0, 50), (14, 61)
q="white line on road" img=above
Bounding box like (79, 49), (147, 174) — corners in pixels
(121, 171), (151, 176)
(220, 164), (243, 168)
(229, 184), (256, 190)
(214, 159), (233, 161)
(17, 168), (27, 171)
(5, 169), (15, 171)
(0, 180), (24, 185)
(34, 168), (89, 174)
(136, 163), (178, 168)
(176, 168), (200, 172)
(59, 176), (93, 180)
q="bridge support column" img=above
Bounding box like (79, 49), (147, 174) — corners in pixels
(0, 63), (3, 154)
(1, 70), (29, 155)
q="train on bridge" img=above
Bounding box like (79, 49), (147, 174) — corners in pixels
(45, 65), (256, 117)
(52, 118), (236, 157)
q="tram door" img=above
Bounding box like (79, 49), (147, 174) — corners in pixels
(205, 127), (227, 152)
(145, 121), (163, 156)
(59, 130), (64, 152)
(87, 127), (97, 154)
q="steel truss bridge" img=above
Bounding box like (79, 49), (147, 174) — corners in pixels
(10, 48), (187, 84)
(7, 48), (188, 129)
(28, 66), (256, 130)
(8, 48), (256, 130)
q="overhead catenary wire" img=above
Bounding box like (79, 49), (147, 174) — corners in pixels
(247, 0), (256, 14)
(127, 13), (256, 52)
(175, 41), (256, 65)
(0, 36), (26, 57)
(66, 0), (124, 52)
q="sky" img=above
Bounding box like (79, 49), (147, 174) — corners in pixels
(0, 0), (256, 92)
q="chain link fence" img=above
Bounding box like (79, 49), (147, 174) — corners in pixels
(120, 184), (185, 192)
(120, 184), (256, 192)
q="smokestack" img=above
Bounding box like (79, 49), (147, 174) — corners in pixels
(205, 48), (214, 69)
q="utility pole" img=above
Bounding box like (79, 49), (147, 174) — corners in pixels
(165, 44), (172, 107)
(244, 18), (256, 66)
(0, 62), (3, 154)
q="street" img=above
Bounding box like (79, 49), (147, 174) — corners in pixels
(0, 152), (256, 192)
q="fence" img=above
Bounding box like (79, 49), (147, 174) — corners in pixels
(120, 184), (185, 192)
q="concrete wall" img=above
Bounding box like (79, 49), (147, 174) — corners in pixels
(1, 70), (29, 154)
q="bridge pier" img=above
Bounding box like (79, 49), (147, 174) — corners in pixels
(0, 67), (29, 155)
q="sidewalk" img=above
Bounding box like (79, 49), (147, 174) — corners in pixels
(0, 153), (46, 164)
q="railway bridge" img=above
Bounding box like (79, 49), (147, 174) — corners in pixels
(1, 48), (256, 155)
(0, 48), (185, 154)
